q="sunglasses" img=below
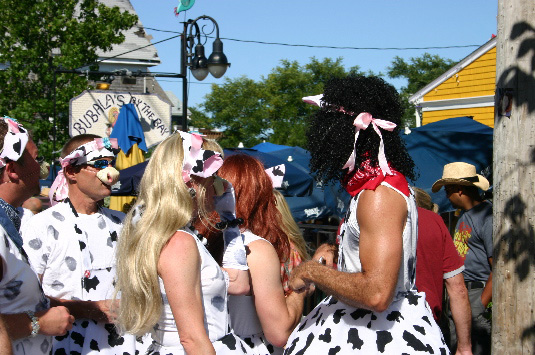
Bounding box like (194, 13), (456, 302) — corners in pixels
(85, 159), (116, 169)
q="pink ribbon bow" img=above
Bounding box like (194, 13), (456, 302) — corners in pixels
(302, 94), (397, 176)
(343, 112), (397, 175)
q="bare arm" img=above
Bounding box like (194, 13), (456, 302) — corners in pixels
(480, 257), (492, 308)
(445, 273), (472, 355)
(290, 186), (405, 312)
(49, 297), (117, 323)
(159, 231), (215, 355)
(0, 316), (12, 355)
(224, 268), (251, 296)
(247, 240), (307, 348)
(2, 306), (74, 340)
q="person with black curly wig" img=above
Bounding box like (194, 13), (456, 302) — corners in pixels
(283, 75), (450, 354)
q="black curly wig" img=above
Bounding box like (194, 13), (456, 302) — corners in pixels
(306, 74), (416, 183)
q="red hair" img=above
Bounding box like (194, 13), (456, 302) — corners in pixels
(202, 154), (290, 263)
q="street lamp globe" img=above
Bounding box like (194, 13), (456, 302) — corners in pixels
(207, 38), (230, 78)
(191, 43), (209, 81)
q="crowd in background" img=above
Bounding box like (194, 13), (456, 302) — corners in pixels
(0, 74), (492, 355)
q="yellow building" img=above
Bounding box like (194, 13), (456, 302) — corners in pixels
(409, 37), (496, 128)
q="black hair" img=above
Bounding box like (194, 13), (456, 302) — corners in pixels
(306, 74), (416, 183)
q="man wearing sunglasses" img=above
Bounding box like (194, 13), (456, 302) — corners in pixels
(22, 134), (147, 354)
(432, 162), (492, 355)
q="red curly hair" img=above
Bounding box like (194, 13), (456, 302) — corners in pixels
(200, 154), (290, 263)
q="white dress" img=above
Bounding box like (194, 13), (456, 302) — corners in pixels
(0, 209), (51, 355)
(284, 183), (449, 354)
(21, 199), (147, 354)
(228, 231), (281, 355)
(147, 227), (252, 354)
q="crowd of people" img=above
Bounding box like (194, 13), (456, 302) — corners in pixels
(0, 74), (493, 354)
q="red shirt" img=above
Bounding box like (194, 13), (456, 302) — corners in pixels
(415, 207), (464, 321)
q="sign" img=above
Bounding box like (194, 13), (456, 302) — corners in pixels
(70, 91), (172, 148)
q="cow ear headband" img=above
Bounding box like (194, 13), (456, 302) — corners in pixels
(49, 138), (119, 206)
(265, 164), (285, 188)
(0, 116), (29, 169)
(303, 94), (397, 176)
(178, 131), (223, 183)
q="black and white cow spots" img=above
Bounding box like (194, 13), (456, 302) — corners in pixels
(376, 330), (393, 353)
(3, 280), (22, 300)
(347, 328), (364, 350)
(28, 238), (42, 250)
(318, 328), (332, 343)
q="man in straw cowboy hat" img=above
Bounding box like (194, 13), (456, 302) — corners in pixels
(432, 161), (492, 355)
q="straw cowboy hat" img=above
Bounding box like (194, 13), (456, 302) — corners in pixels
(432, 162), (490, 193)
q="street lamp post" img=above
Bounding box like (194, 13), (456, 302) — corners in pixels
(180, 15), (230, 132)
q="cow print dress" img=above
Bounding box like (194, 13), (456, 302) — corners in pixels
(146, 227), (253, 355)
(284, 183), (450, 354)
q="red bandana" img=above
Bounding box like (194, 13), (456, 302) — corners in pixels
(341, 159), (410, 197)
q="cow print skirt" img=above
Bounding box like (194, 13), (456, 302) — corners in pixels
(146, 332), (254, 354)
(284, 292), (450, 355)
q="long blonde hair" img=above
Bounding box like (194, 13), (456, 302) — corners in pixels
(115, 134), (195, 335)
(273, 189), (310, 261)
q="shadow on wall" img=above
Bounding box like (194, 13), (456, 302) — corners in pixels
(494, 21), (535, 352)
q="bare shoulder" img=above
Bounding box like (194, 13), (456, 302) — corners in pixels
(160, 231), (198, 260)
(159, 231), (200, 275)
(358, 185), (407, 217)
(246, 239), (279, 265)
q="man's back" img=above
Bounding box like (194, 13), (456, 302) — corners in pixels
(415, 207), (464, 320)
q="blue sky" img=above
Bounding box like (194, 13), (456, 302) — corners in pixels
(129, 0), (498, 109)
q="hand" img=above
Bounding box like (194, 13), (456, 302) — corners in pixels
(289, 262), (315, 294)
(312, 243), (337, 268)
(455, 347), (473, 355)
(36, 306), (74, 336)
(213, 178), (236, 221)
(91, 299), (119, 323)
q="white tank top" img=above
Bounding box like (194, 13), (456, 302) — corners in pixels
(228, 230), (271, 337)
(151, 228), (230, 348)
(337, 183), (418, 300)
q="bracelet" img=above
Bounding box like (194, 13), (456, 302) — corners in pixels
(25, 310), (40, 338)
(215, 218), (244, 230)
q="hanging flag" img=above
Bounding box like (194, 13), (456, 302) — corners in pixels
(175, 0), (195, 15)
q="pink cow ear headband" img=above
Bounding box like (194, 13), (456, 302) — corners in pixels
(131, 131), (224, 228)
(49, 138), (119, 205)
(0, 116), (29, 168)
(178, 131), (223, 183)
(265, 164), (285, 188)
(303, 94), (397, 176)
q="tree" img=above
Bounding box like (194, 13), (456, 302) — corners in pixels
(0, 0), (138, 159)
(387, 53), (455, 127)
(192, 57), (363, 148)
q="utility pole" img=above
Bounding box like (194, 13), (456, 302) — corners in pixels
(493, 1), (535, 353)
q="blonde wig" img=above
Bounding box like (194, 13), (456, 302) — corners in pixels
(273, 189), (311, 261)
(115, 133), (197, 335)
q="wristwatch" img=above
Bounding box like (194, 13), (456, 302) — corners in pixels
(24, 310), (40, 338)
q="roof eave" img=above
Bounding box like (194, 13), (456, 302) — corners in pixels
(409, 36), (497, 104)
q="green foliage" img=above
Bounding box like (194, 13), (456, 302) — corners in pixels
(192, 57), (365, 148)
(387, 53), (456, 127)
(0, 0), (137, 159)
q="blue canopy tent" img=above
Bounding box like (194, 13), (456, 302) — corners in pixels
(112, 147), (315, 197)
(223, 148), (314, 197)
(111, 160), (148, 196)
(401, 116), (493, 212)
(253, 143), (350, 222)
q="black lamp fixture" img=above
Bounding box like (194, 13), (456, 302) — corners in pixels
(96, 75), (115, 90)
(180, 15), (230, 131)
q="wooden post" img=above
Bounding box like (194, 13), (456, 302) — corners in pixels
(493, 1), (535, 353)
